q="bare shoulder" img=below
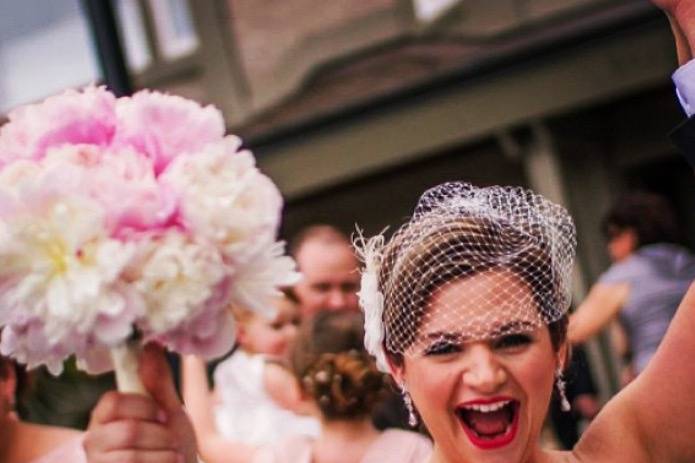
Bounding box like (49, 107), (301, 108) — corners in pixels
(263, 361), (297, 397)
(263, 361), (294, 386)
(364, 429), (431, 462)
(541, 449), (579, 463)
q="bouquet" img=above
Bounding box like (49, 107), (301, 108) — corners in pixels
(0, 87), (299, 393)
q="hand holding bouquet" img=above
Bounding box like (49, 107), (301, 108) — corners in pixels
(0, 87), (298, 392)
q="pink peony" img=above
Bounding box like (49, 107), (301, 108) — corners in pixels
(0, 320), (73, 375)
(42, 145), (180, 234)
(161, 139), (283, 263)
(114, 90), (225, 174)
(149, 291), (236, 360)
(0, 86), (117, 166)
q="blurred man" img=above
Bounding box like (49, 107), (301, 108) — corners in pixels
(290, 225), (360, 317)
(290, 225), (412, 430)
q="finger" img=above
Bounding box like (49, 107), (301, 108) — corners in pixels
(87, 449), (183, 463)
(89, 391), (164, 427)
(139, 344), (182, 413)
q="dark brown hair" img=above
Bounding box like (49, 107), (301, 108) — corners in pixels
(602, 191), (681, 248)
(290, 311), (386, 420)
(379, 216), (568, 365)
(0, 356), (11, 380)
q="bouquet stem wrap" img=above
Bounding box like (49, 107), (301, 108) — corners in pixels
(111, 342), (147, 395)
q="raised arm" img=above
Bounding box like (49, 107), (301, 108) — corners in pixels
(574, 282), (695, 462)
(180, 355), (257, 463)
(626, 281), (695, 460)
(568, 283), (628, 344)
(180, 356), (217, 443)
(652, 0), (695, 64)
(573, 5), (695, 461)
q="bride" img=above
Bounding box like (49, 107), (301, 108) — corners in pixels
(355, 181), (695, 463)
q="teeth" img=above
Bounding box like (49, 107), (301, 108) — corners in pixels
(462, 400), (511, 413)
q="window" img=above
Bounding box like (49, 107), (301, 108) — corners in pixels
(0, 0), (98, 112)
(114, 0), (199, 74)
(412, 0), (460, 23)
(115, 0), (152, 71)
(149, 0), (199, 60)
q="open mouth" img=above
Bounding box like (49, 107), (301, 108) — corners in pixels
(455, 398), (520, 450)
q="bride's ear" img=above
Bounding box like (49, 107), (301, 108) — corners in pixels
(386, 353), (406, 385)
(557, 341), (571, 371)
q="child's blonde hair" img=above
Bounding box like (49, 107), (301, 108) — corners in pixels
(229, 287), (300, 324)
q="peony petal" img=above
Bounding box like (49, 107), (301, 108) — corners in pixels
(114, 90), (225, 174)
(0, 86), (117, 164)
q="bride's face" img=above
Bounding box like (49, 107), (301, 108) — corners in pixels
(392, 270), (564, 463)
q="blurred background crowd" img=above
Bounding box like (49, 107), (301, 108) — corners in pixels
(2, 0), (695, 454)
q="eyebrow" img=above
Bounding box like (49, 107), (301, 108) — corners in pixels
(424, 331), (467, 342)
(422, 320), (536, 341)
(489, 320), (536, 336)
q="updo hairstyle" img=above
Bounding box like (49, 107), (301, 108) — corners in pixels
(290, 311), (386, 420)
(379, 216), (569, 365)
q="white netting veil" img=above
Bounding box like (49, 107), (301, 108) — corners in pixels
(355, 182), (576, 370)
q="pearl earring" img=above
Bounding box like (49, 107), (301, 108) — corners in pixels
(400, 384), (418, 427)
(555, 368), (571, 412)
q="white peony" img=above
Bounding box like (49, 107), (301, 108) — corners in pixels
(229, 241), (301, 319)
(132, 230), (227, 333)
(0, 159), (41, 192)
(160, 137), (283, 263)
(0, 195), (137, 373)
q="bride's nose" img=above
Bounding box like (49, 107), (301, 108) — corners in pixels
(461, 345), (507, 394)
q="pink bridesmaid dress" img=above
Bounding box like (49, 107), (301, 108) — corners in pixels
(30, 437), (87, 463)
(253, 429), (432, 463)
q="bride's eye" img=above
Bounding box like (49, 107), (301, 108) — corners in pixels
(424, 339), (461, 356)
(493, 333), (532, 351)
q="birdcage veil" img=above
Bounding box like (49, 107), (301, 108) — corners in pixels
(355, 182), (576, 371)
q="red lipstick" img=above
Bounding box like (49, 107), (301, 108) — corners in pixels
(455, 397), (520, 450)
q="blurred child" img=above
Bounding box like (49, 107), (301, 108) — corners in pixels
(184, 311), (431, 463)
(182, 290), (320, 455)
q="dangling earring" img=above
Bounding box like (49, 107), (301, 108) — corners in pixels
(400, 384), (418, 427)
(555, 368), (571, 412)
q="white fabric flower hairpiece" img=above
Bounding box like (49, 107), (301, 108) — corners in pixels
(353, 229), (390, 373)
